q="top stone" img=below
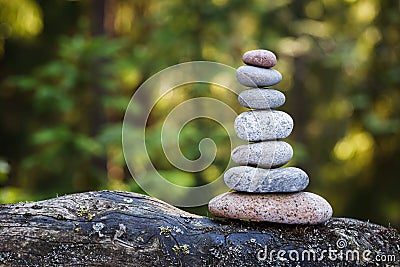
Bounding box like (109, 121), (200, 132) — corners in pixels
(242, 49), (277, 68)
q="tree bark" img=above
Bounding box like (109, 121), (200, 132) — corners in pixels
(0, 191), (398, 266)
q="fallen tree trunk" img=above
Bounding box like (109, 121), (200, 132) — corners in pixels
(0, 191), (398, 266)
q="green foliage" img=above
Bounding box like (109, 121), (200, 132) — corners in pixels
(3, 35), (137, 196)
(0, 0), (399, 227)
(0, 160), (10, 183)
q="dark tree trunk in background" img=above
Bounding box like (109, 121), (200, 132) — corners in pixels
(89, 0), (108, 175)
(291, 56), (308, 143)
(0, 191), (399, 266)
(288, 0), (308, 144)
(91, 0), (106, 36)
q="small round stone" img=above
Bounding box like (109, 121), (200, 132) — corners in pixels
(224, 166), (309, 193)
(234, 110), (293, 141)
(236, 66), (282, 87)
(231, 141), (293, 168)
(208, 192), (333, 224)
(242, 49), (277, 68)
(238, 89), (286, 109)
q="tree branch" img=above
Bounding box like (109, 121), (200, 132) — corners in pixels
(0, 191), (398, 266)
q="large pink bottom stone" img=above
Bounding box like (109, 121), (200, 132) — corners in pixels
(208, 192), (333, 225)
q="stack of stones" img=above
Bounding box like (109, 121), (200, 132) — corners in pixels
(209, 49), (333, 224)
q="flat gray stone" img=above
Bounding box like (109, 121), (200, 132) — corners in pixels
(242, 49), (277, 68)
(224, 166), (309, 193)
(236, 66), (282, 87)
(234, 110), (293, 141)
(238, 89), (285, 109)
(231, 141), (293, 168)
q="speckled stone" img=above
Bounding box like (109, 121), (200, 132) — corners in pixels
(242, 49), (277, 68)
(224, 166), (309, 193)
(236, 66), (282, 87)
(234, 110), (293, 141)
(208, 192), (333, 224)
(231, 141), (293, 168)
(238, 89), (285, 109)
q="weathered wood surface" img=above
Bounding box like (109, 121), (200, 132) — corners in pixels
(0, 190), (399, 266)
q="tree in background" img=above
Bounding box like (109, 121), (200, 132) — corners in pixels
(0, 0), (399, 227)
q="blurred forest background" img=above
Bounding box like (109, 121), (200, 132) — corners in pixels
(0, 0), (399, 227)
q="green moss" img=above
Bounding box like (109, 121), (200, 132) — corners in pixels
(77, 205), (95, 221)
(172, 244), (190, 255)
(159, 226), (172, 237)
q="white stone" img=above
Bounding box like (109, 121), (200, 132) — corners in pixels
(224, 166), (309, 193)
(238, 89), (286, 109)
(231, 141), (293, 168)
(234, 110), (293, 141)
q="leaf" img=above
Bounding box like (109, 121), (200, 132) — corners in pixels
(97, 123), (123, 146)
(7, 76), (36, 91)
(102, 95), (130, 112)
(74, 134), (103, 155)
(31, 126), (70, 145)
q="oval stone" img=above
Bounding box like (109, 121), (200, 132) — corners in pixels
(238, 88), (286, 109)
(236, 66), (282, 87)
(224, 166), (308, 193)
(234, 110), (293, 141)
(208, 192), (333, 224)
(242, 49), (277, 68)
(231, 141), (293, 168)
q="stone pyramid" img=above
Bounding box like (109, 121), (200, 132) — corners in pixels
(209, 49), (333, 225)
